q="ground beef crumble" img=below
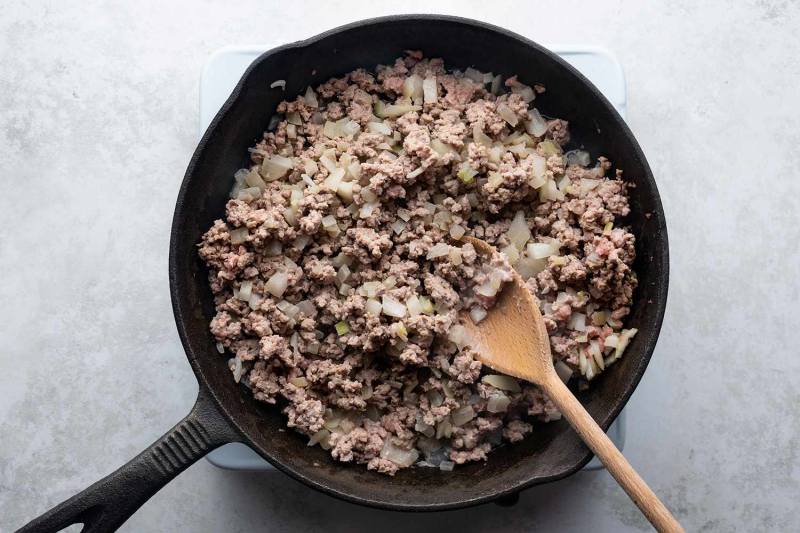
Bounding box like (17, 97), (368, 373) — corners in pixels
(199, 52), (639, 475)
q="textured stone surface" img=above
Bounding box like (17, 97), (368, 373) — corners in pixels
(1, 1), (798, 532)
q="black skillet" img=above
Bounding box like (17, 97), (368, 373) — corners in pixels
(16, 14), (669, 533)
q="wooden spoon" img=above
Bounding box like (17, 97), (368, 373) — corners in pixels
(460, 237), (684, 533)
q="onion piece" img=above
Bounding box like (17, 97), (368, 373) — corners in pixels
(323, 167), (345, 192)
(365, 298), (382, 316)
(615, 328), (638, 359)
(230, 228), (248, 245)
(289, 377), (308, 388)
(381, 295), (406, 318)
(451, 406), (475, 426)
(423, 77), (438, 103)
(448, 246), (462, 266)
(448, 325), (468, 348)
(500, 244), (520, 264)
(381, 104), (422, 117)
(426, 243), (450, 260)
(308, 429), (329, 447)
(475, 282), (497, 298)
(335, 321), (350, 336)
(567, 313), (588, 332)
(469, 306), (488, 325)
(481, 374), (522, 392)
(265, 272), (288, 297)
(555, 360), (573, 384)
(406, 295), (422, 317)
(359, 202), (378, 219)
(366, 121), (392, 135)
(491, 75), (502, 95)
(487, 392), (510, 413)
(526, 108), (548, 137)
(233, 357), (242, 383)
(244, 169), (267, 191)
(473, 122), (493, 148)
(506, 211), (531, 251)
(270, 79), (286, 90)
(303, 86), (318, 107)
(465, 67), (484, 82)
(381, 439), (420, 467)
(497, 103), (518, 126)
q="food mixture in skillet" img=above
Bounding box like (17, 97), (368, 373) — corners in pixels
(198, 51), (638, 475)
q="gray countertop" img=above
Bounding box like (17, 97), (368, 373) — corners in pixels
(1, 1), (798, 532)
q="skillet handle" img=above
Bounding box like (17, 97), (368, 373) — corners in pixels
(15, 388), (241, 533)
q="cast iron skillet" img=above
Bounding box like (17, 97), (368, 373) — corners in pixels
(17, 14), (668, 533)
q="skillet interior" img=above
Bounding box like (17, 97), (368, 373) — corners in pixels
(169, 14), (668, 511)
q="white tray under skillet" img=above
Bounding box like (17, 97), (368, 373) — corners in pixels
(199, 44), (628, 472)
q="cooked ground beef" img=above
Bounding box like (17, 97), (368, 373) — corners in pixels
(198, 52), (638, 475)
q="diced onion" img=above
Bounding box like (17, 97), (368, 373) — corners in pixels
(514, 255), (548, 280)
(381, 439), (420, 467)
(244, 169), (267, 191)
(343, 120), (361, 136)
(426, 243), (450, 260)
(321, 215), (337, 230)
(230, 228), (248, 245)
(233, 357), (242, 383)
(473, 122), (493, 148)
(403, 74), (424, 101)
(382, 295), (406, 318)
(361, 187), (378, 203)
(265, 272), (288, 297)
(487, 392), (510, 413)
(366, 121), (392, 135)
(449, 225), (466, 240)
(382, 104), (422, 117)
(365, 298), (382, 316)
(423, 77), (438, 104)
(507, 211), (531, 251)
(406, 167), (424, 179)
(448, 247), (462, 266)
(270, 79), (286, 90)
(359, 201), (378, 218)
(286, 112), (302, 126)
(406, 295), (422, 317)
(567, 313), (587, 332)
(289, 377), (308, 388)
(469, 306), (488, 324)
(308, 429), (329, 447)
(555, 360), (573, 383)
(335, 321), (350, 335)
(530, 153), (547, 180)
(497, 103), (518, 126)
(303, 86), (318, 107)
(236, 280), (253, 302)
(323, 167), (345, 191)
(448, 325), (467, 348)
(500, 244), (520, 264)
(451, 406), (475, 426)
(475, 282), (497, 298)
(465, 67), (484, 82)
(526, 108), (548, 137)
(481, 374), (522, 392)
(491, 75), (502, 95)
(615, 328), (638, 358)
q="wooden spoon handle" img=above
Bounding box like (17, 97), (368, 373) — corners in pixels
(541, 376), (685, 533)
